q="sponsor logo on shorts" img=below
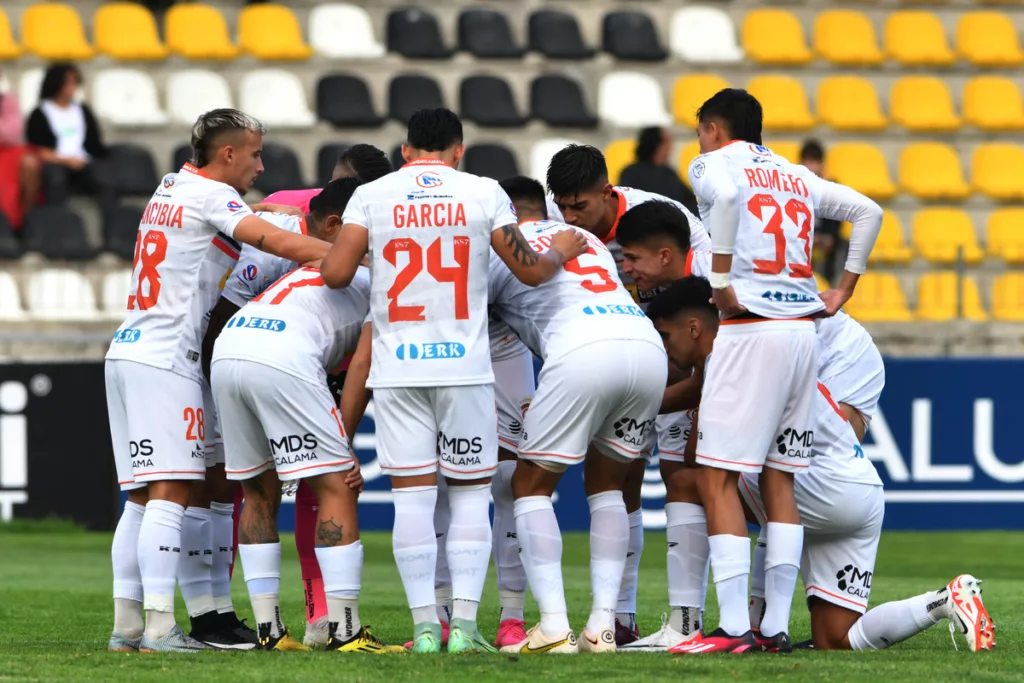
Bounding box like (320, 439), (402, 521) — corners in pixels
(581, 304), (645, 317)
(269, 433), (319, 467)
(437, 431), (483, 467)
(226, 315), (287, 332)
(130, 439), (154, 468)
(613, 416), (656, 448)
(775, 428), (813, 458)
(835, 563), (872, 600)
(396, 342), (465, 360)
(113, 328), (142, 344)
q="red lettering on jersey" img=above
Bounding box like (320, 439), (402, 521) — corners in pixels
(744, 168), (758, 187)
(394, 204), (404, 228)
(142, 202), (184, 228)
(745, 168), (810, 199)
(453, 203), (466, 226)
(394, 203), (468, 229)
(169, 206), (183, 228)
(157, 204), (170, 225)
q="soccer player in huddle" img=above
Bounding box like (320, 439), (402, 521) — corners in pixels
(105, 109), (333, 653)
(319, 108), (586, 653)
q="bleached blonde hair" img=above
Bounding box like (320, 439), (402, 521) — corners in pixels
(189, 108), (266, 167)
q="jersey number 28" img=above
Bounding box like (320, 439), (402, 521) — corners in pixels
(384, 237), (469, 323)
(748, 194), (813, 279)
(127, 230), (168, 310)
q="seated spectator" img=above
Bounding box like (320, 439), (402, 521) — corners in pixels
(619, 126), (698, 215)
(26, 63), (116, 218)
(799, 139), (844, 283)
(0, 70), (42, 229)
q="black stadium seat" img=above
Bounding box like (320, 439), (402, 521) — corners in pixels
(316, 75), (384, 128)
(390, 144), (405, 172)
(104, 204), (144, 261)
(0, 212), (22, 260)
(462, 144), (519, 181)
(317, 143), (352, 186)
(171, 144), (191, 172)
(459, 9), (524, 59)
(459, 75), (527, 128)
(253, 142), (305, 195)
(602, 11), (668, 61)
(531, 75), (598, 129)
(389, 74), (445, 124)
(23, 206), (96, 261)
(387, 8), (453, 59)
(528, 10), (594, 60)
(108, 144), (160, 196)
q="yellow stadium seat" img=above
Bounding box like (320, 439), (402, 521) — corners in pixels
(884, 11), (955, 66)
(673, 75), (730, 128)
(813, 10), (884, 66)
(166, 3), (240, 61)
(239, 4), (312, 61)
(972, 143), (1024, 200)
(827, 143), (897, 200)
(956, 12), (1024, 67)
(898, 143), (970, 200)
(678, 141), (702, 188)
(746, 76), (814, 131)
(986, 208), (1024, 264)
(766, 141), (801, 164)
(817, 76), (887, 132)
(964, 77), (1024, 131)
(0, 10), (20, 59)
(992, 273), (1024, 321)
(94, 3), (168, 61)
(916, 273), (988, 321)
(843, 273), (914, 322)
(890, 77), (960, 132)
(912, 208), (984, 265)
(604, 139), (634, 185)
(21, 3), (93, 60)
(742, 10), (812, 65)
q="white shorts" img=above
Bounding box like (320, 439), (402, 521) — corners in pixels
(374, 384), (498, 479)
(493, 348), (536, 455)
(656, 409), (698, 463)
(697, 319), (818, 474)
(518, 339), (667, 468)
(819, 344), (885, 420)
(201, 380), (224, 467)
(211, 359), (355, 482)
(105, 359), (207, 491)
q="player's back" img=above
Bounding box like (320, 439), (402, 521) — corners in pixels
(344, 159), (516, 388)
(489, 219), (661, 360)
(107, 163), (254, 382)
(222, 211), (307, 306)
(690, 143), (825, 319)
(213, 266), (370, 382)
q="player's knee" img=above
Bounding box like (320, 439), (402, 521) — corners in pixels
(147, 479), (191, 507)
(697, 466), (739, 501)
(188, 480), (211, 508)
(126, 488), (149, 506)
(809, 597), (858, 650)
(665, 464), (701, 503)
(512, 458), (561, 498)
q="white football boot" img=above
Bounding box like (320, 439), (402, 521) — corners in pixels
(619, 613), (699, 652)
(499, 623), (578, 654)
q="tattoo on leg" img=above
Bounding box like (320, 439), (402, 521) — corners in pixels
(500, 223), (539, 267)
(316, 517), (344, 547)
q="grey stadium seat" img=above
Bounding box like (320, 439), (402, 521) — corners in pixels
(105, 204), (145, 261)
(531, 75), (598, 129)
(459, 75), (527, 128)
(109, 144), (160, 196)
(463, 144), (520, 181)
(317, 143), (351, 186)
(316, 74), (384, 128)
(458, 9), (524, 59)
(388, 74), (445, 124)
(253, 142), (305, 195)
(387, 8), (453, 59)
(602, 11), (668, 61)
(23, 206), (96, 261)
(528, 10), (594, 60)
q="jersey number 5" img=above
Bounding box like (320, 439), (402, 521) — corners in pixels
(747, 194), (813, 279)
(564, 246), (617, 293)
(127, 230), (168, 310)
(384, 237), (469, 322)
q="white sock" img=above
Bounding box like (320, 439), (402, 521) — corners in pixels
(138, 499), (184, 638)
(708, 534), (751, 637)
(315, 542), (363, 641)
(616, 508), (644, 626)
(585, 491), (628, 634)
(446, 484), (492, 624)
(848, 589), (948, 650)
(749, 527), (767, 630)
(492, 460), (526, 622)
(112, 501), (144, 637)
(392, 486), (439, 623)
(433, 477), (452, 623)
(209, 502), (236, 613)
(665, 502), (708, 636)
(239, 542), (282, 638)
(178, 507), (215, 618)
(515, 495), (570, 637)
(759, 522), (803, 638)
(434, 586), (452, 624)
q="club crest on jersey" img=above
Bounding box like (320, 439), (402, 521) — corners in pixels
(240, 264), (258, 281)
(226, 200), (244, 213)
(749, 144), (771, 156)
(416, 171), (443, 189)
(691, 160), (705, 179)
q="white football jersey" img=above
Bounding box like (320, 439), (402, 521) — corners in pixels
(343, 159), (517, 389)
(547, 186), (712, 309)
(807, 383), (883, 486)
(212, 266), (371, 383)
(106, 163), (254, 382)
(689, 143), (826, 319)
(816, 310), (876, 381)
(489, 220), (662, 361)
(222, 212), (307, 307)
(489, 316), (530, 363)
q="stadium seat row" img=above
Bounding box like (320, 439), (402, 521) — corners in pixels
(5, 269), (1024, 323)
(3, 4), (1023, 66)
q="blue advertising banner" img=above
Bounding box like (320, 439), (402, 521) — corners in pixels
(274, 357), (1024, 533)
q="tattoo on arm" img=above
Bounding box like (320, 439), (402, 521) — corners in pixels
(255, 234), (265, 250)
(316, 517), (344, 547)
(500, 223), (539, 268)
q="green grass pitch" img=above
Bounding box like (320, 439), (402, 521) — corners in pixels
(0, 523), (1019, 682)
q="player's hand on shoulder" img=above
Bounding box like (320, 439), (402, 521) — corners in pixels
(818, 288), (851, 317)
(550, 228), (588, 263)
(712, 285), (748, 319)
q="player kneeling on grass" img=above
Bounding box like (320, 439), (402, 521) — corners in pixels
(647, 276), (996, 654)
(491, 177), (667, 654)
(211, 262), (403, 650)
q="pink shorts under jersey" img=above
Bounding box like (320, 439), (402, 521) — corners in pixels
(262, 188), (320, 214)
